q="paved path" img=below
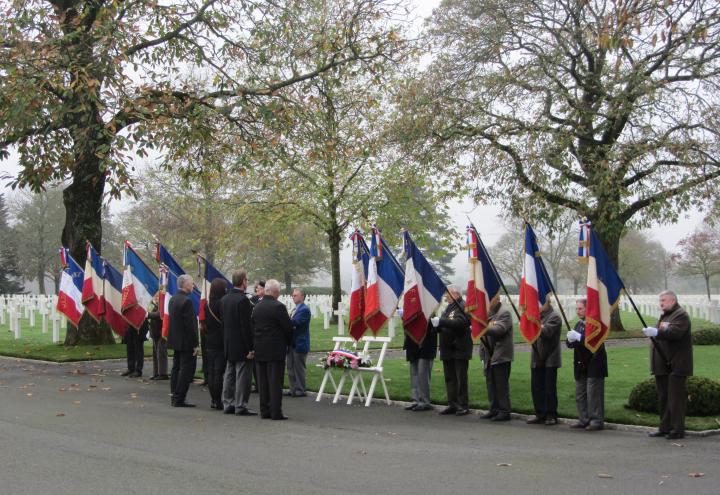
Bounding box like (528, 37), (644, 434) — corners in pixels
(0, 356), (716, 495)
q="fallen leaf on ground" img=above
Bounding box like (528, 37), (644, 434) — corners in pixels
(688, 473), (705, 478)
(496, 463), (512, 467)
(354, 449), (367, 455)
(72, 400), (81, 404)
(597, 473), (613, 479)
(671, 442), (684, 447)
(25, 393), (33, 397)
(56, 412), (65, 417)
(101, 387), (111, 391)
(58, 387), (65, 392)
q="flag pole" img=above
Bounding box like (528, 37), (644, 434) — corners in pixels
(525, 222), (573, 333)
(467, 220), (521, 321)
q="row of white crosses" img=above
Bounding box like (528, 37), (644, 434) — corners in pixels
(1, 294), (66, 343)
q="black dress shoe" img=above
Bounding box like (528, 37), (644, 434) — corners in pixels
(544, 418), (558, 426)
(570, 422), (588, 429)
(404, 403), (418, 411)
(283, 391), (293, 397)
(491, 413), (511, 422)
(129, 371), (142, 378)
(293, 393), (308, 397)
(455, 408), (471, 416)
(585, 424), (604, 431)
(223, 407), (235, 415)
(666, 432), (685, 440)
(526, 416), (544, 424)
(173, 401), (196, 408)
(479, 411), (498, 420)
(439, 406), (458, 415)
(121, 370), (132, 377)
(157, 375), (169, 380)
(648, 431), (669, 438)
(260, 414), (271, 419)
(149, 375), (159, 381)
(413, 404), (433, 412)
(236, 408), (258, 416)
(271, 415), (289, 420)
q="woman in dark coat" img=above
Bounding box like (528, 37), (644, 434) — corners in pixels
(204, 278), (228, 409)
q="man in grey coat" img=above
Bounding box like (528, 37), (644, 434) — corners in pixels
(643, 290), (693, 440)
(479, 299), (514, 422)
(527, 302), (562, 425)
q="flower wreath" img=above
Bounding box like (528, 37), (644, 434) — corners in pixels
(322, 349), (372, 369)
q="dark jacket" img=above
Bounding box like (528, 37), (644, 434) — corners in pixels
(221, 288), (254, 362)
(478, 304), (513, 369)
(566, 319), (608, 379)
(290, 302), (312, 354)
(652, 303), (693, 377)
(251, 295), (293, 362)
(404, 322), (437, 361)
(203, 298), (224, 351)
(167, 290), (198, 352)
(438, 300), (472, 361)
(147, 302), (162, 340)
(531, 307), (562, 368)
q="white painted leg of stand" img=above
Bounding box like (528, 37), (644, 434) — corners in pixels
(388, 316), (396, 338)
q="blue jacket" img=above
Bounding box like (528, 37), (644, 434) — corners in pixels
(291, 302), (312, 354)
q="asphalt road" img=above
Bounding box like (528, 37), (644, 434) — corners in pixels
(0, 356), (717, 495)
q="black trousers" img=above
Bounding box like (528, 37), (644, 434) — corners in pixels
(531, 367), (558, 419)
(206, 348), (226, 407)
(485, 361), (511, 414)
(125, 330), (145, 373)
(443, 359), (469, 409)
(200, 334), (208, 382)
(170, 351), (196, 403)
(256, 360), (285, 419)
(655, 374), (688, 434)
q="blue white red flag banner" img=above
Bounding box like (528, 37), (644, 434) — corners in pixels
(121, 242), (159, 330)
(197, 255), (231, 322)
(158, 265), (172, 339)
(103, 260), (129, 337)
(518, 224), (553, 344)
(365, 225), (405, 334)
(465, 226), (501, 340)
(401, 230), (447, 344)
(578, 220), (591, 263)
(154, 243), (201, 314)
(585, 227), (625, 353)
(81, 242), (105, 322)
(348, 230), (370, 341)
(56, 248), (85, 327)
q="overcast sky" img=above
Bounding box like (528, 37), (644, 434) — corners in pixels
(0, 0), (707, 290)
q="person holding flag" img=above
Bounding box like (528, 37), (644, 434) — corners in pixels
(478, 298), (514, 422)
(519, 224), (563, 426)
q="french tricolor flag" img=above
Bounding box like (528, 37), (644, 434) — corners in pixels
(81, 243), (105, 322)
(155, 244), (200, 338)
(401, 230), (446, 344)
(56, 248), (85, 327)
(465, 225), (501, 340)
(121, 242), (159, 330)
(197, 255), (231, 322)
(518, 224), (553, 344)
(585, 227), (625, 353)
(103, 260), (129, 337)
(348, 230), (370, 341)
(364, 225), (404, 334)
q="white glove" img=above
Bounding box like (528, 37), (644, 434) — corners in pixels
(431, 317), (440, 327)
(566, 330), (581, 343)
(642, 327), (658, 338)
(396, 308), (403, 317)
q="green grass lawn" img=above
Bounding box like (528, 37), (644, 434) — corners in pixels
(306, 346), (720, 431)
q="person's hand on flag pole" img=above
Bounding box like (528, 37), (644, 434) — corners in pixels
(431, 317), (440, 327)
(642, 327), (658, 338)
(566, 330), (581, 342)
(396, 308), (403, 317)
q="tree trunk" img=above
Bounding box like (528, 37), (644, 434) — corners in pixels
(284, 271), (292, 294)
(328, 227), (342, 323)
(37, 267), (46, 294)
(61, 137), (115, 346)
(705, 274), (712, 301)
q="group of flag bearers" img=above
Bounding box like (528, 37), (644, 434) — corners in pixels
(54, 220), (692, 438)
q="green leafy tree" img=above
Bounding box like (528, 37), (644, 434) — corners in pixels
(399, 0), (720, 328)
(0, 0), (405, 342)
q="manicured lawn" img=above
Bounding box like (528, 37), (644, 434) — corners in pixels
(305, 346), (720, 431)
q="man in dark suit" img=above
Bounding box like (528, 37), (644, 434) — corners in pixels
(643, 290), (693, 440)
(566, 298), (607, 431)
(251, 279), (293, 420)
(286, 288), (311, 397)
(167, 274), (199, 407)
(403, 319), (437, 412)
(527, 302), (563, 425)
(221, 269), (257, 416)
(435, 286), (472, 416)
(479, 300), (514, 421)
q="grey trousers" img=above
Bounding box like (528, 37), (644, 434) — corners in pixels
(286, 349), (308, 395)
(222, 359), (253, 410)
(409, 358), (433, 407)
(152, 337), (168, 377)
(575, 376), (605, 426)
